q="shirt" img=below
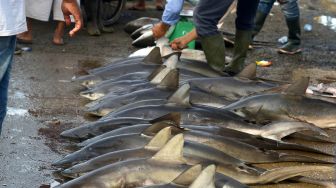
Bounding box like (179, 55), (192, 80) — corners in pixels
(0, 0), (27, 36)
(162, 0), (184, 25)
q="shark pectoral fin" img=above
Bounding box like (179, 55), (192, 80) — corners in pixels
(258, 165), (334, 184)
(147, 65), (166, 81)
(167, 84), (191, 107)
(150, 134), (186, 164)
(158, 68), (179, 90)
(172, 164), (202, 186)
(260, 121), (329, 141)
(142, 46), (163, 65)
(236, 63), (257, 80)
(149, 112), (181, 126)
(189, 165), (216, 188)
(142, 121), (185, 136)
(144, 127), (172, 151)
(284, 77), (310, 95)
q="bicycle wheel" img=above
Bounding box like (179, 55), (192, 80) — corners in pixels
(100, 0), (127, 26)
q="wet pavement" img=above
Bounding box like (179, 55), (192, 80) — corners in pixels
(0, 0), (335, 187)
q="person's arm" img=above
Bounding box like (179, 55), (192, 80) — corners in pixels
(61, 0), (82, 37)
(152, 0), (184, 39)
(170, 28), (198, 50)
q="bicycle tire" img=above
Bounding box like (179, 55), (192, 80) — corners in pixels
(100, 0), (126, 26)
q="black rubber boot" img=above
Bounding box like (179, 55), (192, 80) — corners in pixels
(278, 17), (301, 54)
(201, 34), (226, 72)
(252, 11), (268, 38)
(224, 30), (252, 76)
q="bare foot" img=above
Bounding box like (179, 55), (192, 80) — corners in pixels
(17, 18), (33, 43)
(87, 22), (101, 36)
(53, 22), (65, 45)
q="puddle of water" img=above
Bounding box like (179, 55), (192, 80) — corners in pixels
(314, 15), (336, 32)
(7, 107), (28, 116)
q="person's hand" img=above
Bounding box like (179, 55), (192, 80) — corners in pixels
(62, 0), (83, 37)
(170, 36), (190, 50)
(152, 22), (170, 39)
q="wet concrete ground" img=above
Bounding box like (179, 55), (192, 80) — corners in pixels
(0, 0), (335, 187)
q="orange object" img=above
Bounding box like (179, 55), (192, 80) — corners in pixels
(256, 60), (272, 67)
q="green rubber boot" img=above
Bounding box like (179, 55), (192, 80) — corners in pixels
(201, 34), (226, 72)
(278, 17), (301, 54)
(224, 30), (252, 75)
(252, 11), (268, 38)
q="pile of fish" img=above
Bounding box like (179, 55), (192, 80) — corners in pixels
(52, 42), (336, 187)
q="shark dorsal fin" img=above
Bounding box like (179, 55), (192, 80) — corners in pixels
(144, 127), (171, 150)
(142, 121), (183, 136)
(150, 134), (185, 164)
(142, 47), (163, 64)
(158, 68), (179, 90)
(236, 63), (256, 79)
(168, 84), (191, 107)
(173, 165), (202, 186)
(149, 112), (181, 126)
(189, 165), (216, 188)
(284, 77), (310, 95)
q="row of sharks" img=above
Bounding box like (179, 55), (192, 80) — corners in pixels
(51, 27), (336, 187)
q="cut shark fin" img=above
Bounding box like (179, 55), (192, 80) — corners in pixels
(257, 165), (334, 184)
(149, 112), (181, 126)
(142, 121), (184, 137)
(236, 63), (257, 79)
(142, 47), (163, 64)
(150, 134), (186, 164)
(158, 68), (179, 90)
(260, 121), (328, 141)
(172, 164), (202, 186)
(168, 84), (191, 107)
(284, 77), (310, 95)
(144, 127), (172, 151)
(189, 165), (216, 188)
(149, 66), (179, 90)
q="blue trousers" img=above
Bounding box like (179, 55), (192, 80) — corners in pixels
(0, 36), (15, 135)
(194, 0), (260, 37)
(258, 0), (299, 20)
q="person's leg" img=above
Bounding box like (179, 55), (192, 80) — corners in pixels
(53, 21), (65, 45)
(253, 0), (276, 37)
(0, 36), (15, 135)
(194, 0), (235, 72)
(17, 18), (33, 43)
(85, 0), (101, 36)
(224, 0), (259, 75)
(278, 0), (301, 54)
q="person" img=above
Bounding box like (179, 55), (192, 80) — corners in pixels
(253, 0), (301, 54)
(83, 0), (114, 36)
(152, 0), (260, 75)
(130, 0), (164, 11)
(17, 0), (80, 45)
(0, 0), (26, 135)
